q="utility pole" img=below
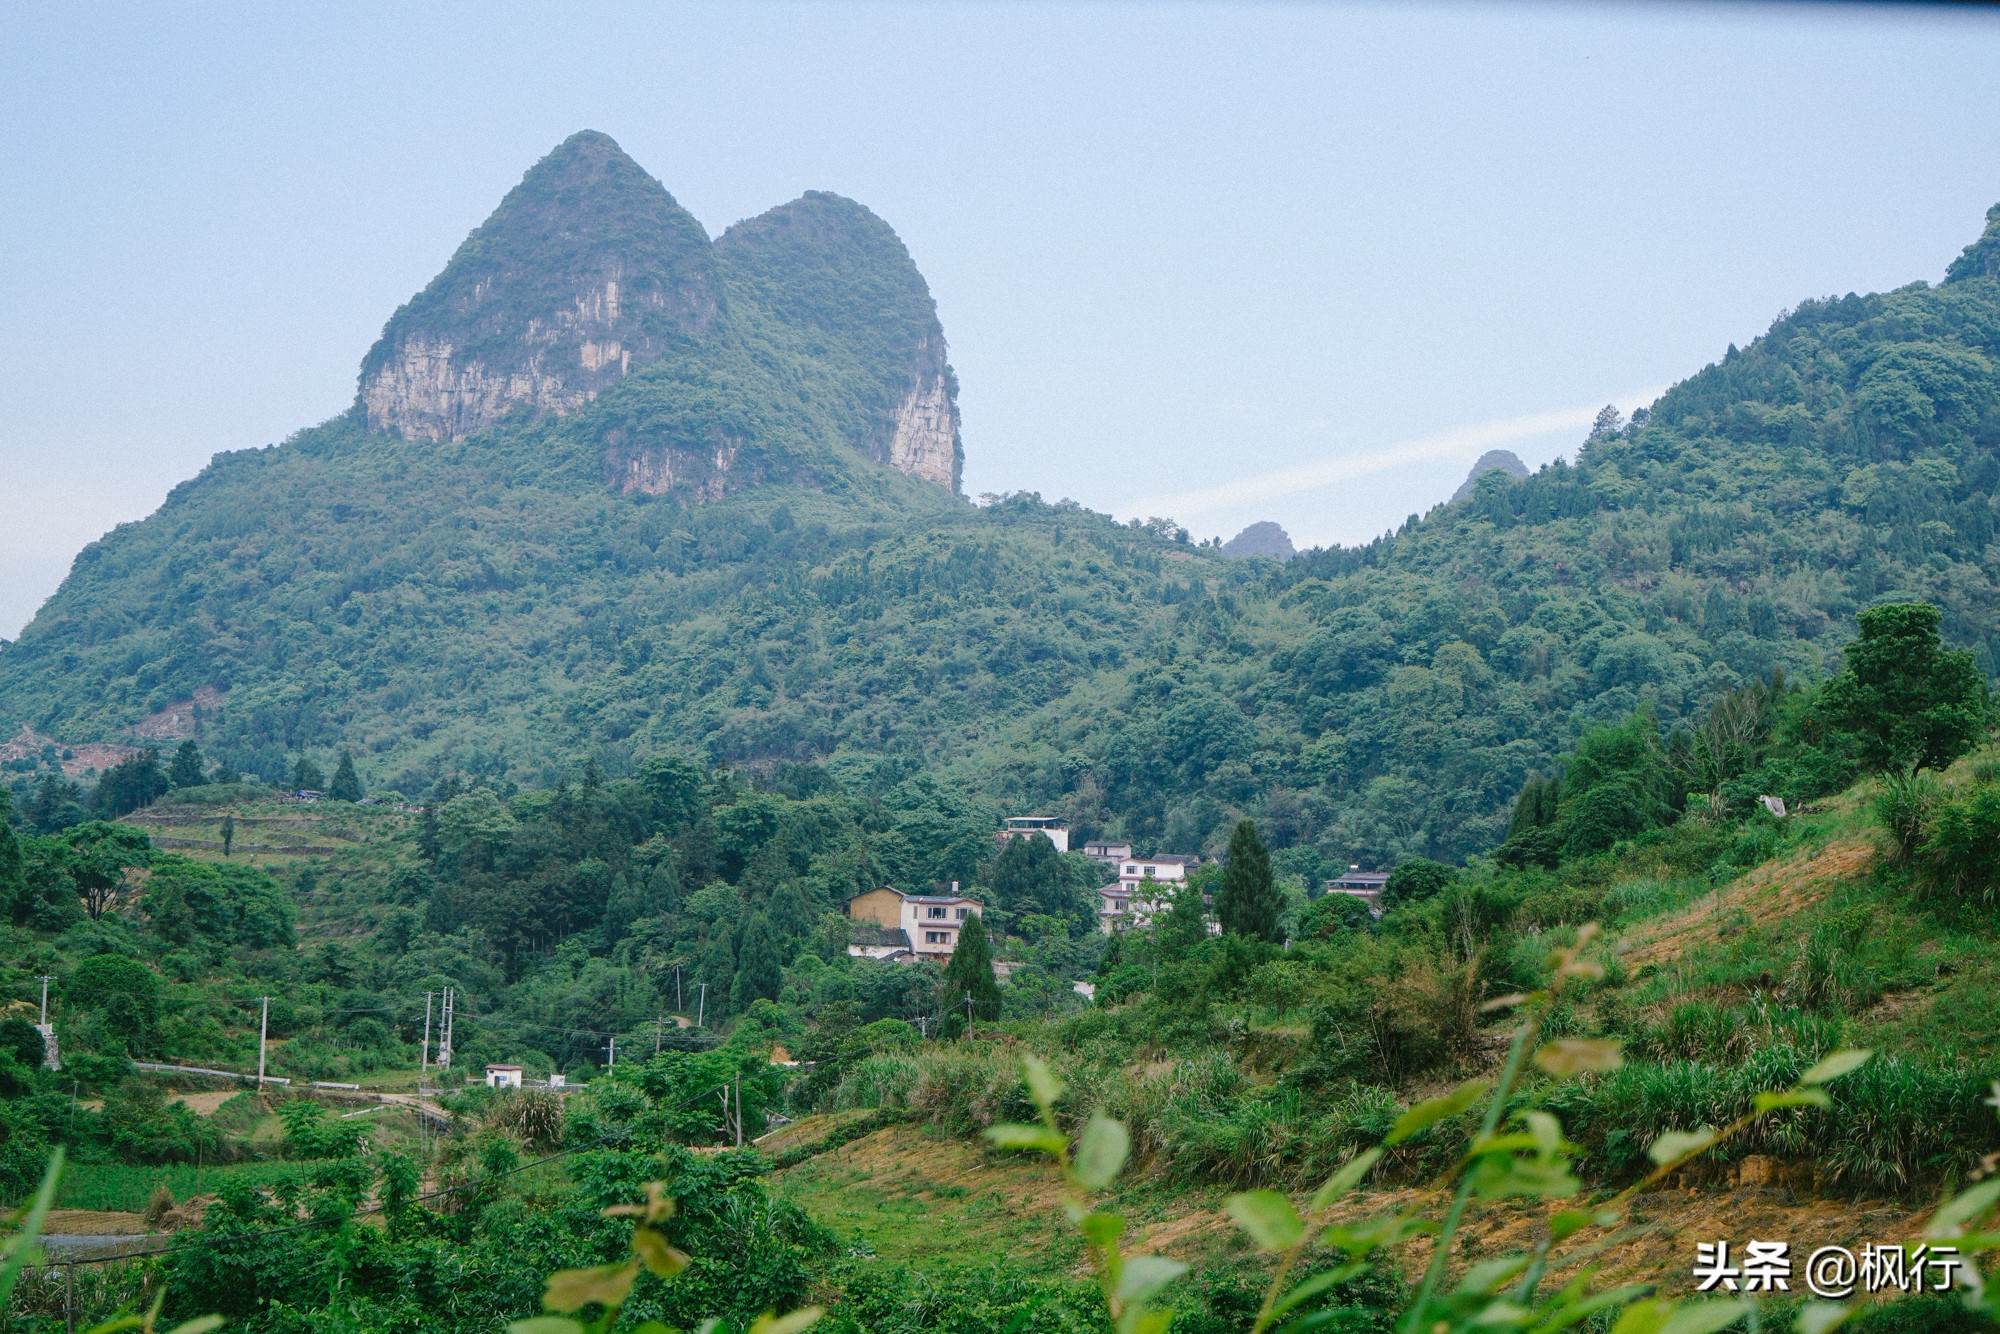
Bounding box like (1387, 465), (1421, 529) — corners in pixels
(965, 993), (974, 1040)
(734, 1073), (743, 1148)
(697, 982), (706, 1029)
(256, 996), (270, 1091)
(606, 1035), (616, 1070)
(675, 964), (683, 1014)
(38, 976), (52, 1024)
(420, 991), (433, 1077)
(438, 988), (454, 1073)
(654, 1017), (664, 1056)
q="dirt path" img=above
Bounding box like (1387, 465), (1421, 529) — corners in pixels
(168, 1090), (238, 1115)
(1621, 839), (1874, 970)
(41, 1211), (149, 1236)
(780, 1126), (1936, 1300)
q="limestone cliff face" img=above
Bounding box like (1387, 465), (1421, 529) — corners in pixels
(887, 358), (960, 488)
(617, 442), (743, 502)
(362, 335), (592, 442)
(358, 131), (721, 442)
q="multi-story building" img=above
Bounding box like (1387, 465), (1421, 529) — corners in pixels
(995, 816), (1070, 853)
(845, 885), (985, 960)
(1097, 853), (1199, 932)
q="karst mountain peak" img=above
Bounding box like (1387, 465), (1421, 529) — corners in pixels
(358, 130), (962, 492)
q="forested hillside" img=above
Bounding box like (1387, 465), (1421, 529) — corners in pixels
(4, 598), (1997, 1333)
(2, 173), (1998, 864)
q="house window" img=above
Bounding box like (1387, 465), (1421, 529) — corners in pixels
(955, 908), (969, 920)
(927, 906), (948, 919)
(1124, 864), (1137, 875)
(926, 931), (948, 944)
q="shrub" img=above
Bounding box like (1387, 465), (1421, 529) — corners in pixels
(1874, 768), (1943, 863)
(1551, 1045), (1996, 1195)
(1916, 779), (2000, 905)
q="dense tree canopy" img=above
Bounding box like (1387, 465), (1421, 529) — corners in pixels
(1822, 601), (1989, 771)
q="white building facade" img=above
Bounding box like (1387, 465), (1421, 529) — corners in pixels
(1097, 854), (1198, 932)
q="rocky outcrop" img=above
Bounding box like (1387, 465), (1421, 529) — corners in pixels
(887, 366), (959, 488)
(1450, 449), (1531, 503)
(1221, 521), (1295, 562)
(128, 685), (224, 741)
(363, 332), (596, 443)
(358, 131), (721, 443)
(618, 443), (743, 502)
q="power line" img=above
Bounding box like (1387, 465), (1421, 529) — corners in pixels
(18, 1026), (915, 1272)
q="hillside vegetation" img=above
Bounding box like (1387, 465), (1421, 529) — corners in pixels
(4, 599), (1999, 1332)
(5, 147), (2000, 1334)
(3, 174), (1999, 862)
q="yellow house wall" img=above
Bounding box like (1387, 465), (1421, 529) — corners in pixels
(848, 888), (904, 930)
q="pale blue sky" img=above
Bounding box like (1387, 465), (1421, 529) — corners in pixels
(4, 2), (1999, 637)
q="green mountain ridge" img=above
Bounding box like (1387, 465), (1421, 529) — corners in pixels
(3, 184), (1999, 865)
(356, 130), (962, 491)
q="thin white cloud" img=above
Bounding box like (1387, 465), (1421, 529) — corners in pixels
(1119, 386), (1670, 521)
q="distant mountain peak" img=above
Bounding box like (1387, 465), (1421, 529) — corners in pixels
(1945, 202), (2000, 285)
(359, 130), (721, 443)
(718, 191), (962, 490)
(1450, 449), (1530, 503)
(1220, 521), (1294, 562)
(354, 134), (963, 497)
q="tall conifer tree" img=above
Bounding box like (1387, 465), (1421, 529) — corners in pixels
(1216, 819), (1283, 942)
(732, 911), (782, 1009)
(941, 911), (1002, 1027)
(167, 741), (207, 789)
(330, 752), (364, 803)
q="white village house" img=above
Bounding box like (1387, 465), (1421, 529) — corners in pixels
(1097, 853), (1199, 932)
(995, 815), (1069, 853)
(484, 1064), (524, 1089)
(845, 885), (985, 961)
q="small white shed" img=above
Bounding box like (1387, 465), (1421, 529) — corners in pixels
(484, 1064), (524, 1089)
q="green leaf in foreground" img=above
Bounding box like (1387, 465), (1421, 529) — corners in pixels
(1753, 1089), (1831, 1113)
(1799, 1049), (1872, 1085)
(1647, 1129), (1716, 1168)
(542, 1259), (639, 1313)
(1928, 1177), (2000, 1236)
(1608, 1298), (1756, 1334)
(1534, 1038), (1624, 1077)
(0, 1148), (62, 1312)
(1794, 1301), (1856, 1334)
(1386, 1080), (1491, 1145)
(1022, 1054), (1064, 1110)
(1225, 1189), (1304, 1252)
(985, 1123), (1067, 1156)
(1114, 1253), (1187, 1305)
(1309, 1146), (1384, 1211)
(1073, 1113), (1131, 1191)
